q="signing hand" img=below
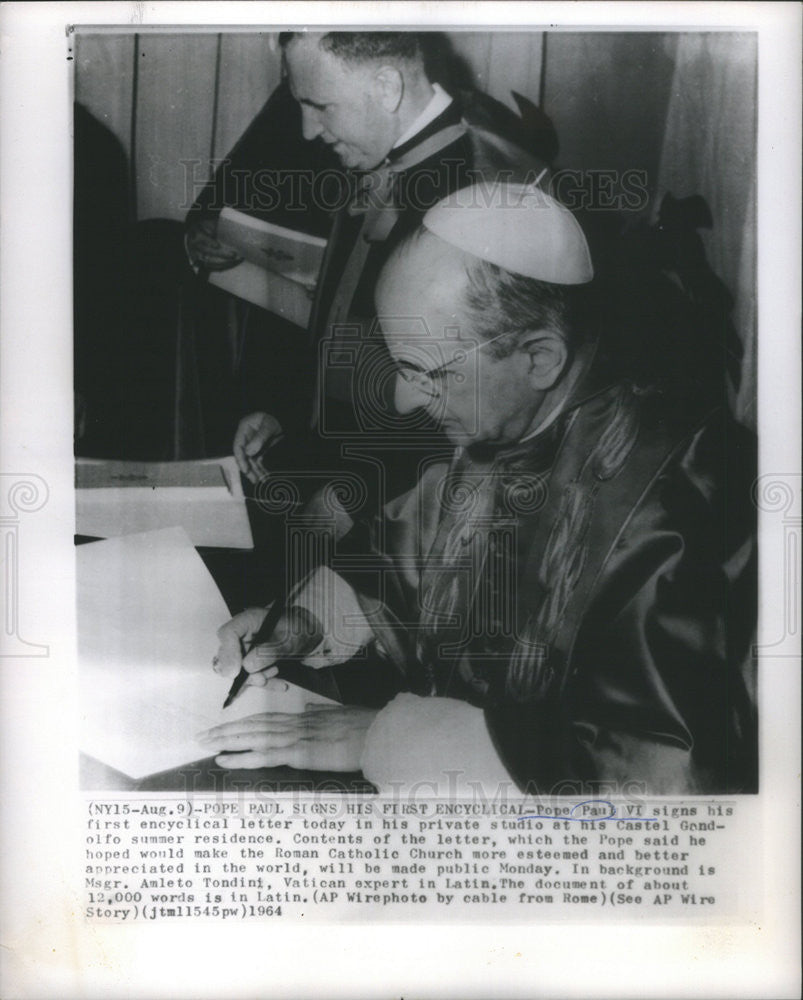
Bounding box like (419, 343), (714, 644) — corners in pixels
(214, 605), (322, 685)
(233, 411), (285, 483)
(186, 217), (243, 271)
(197, 701), (378, 771)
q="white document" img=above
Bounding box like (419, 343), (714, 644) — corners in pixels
(77, 526), (334, 778)
(208, 259), (314, 327)
(75, 455), (254, 549)
(215, 206), (327, 285)
(208, 206), (325, 324)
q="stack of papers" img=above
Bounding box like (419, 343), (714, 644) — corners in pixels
(208, 206), (327, 327)
(75, 455), (253, 549)
(215, 207), (327, 286)
(208, 262), (315, 327)
(208, 207), (326, 328)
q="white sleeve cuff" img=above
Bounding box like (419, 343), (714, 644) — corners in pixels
(360, 693), (514, 797)
(184, 232), (201, 273)
(292, 566), (374, 668)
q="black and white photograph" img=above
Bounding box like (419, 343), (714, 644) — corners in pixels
(1, 3), (800, 998)
(73, 24), (762, 796)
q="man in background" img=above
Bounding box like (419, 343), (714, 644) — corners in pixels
(186, 31), (545, 502)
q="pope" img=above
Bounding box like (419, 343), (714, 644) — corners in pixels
(199, 182), (757, 797)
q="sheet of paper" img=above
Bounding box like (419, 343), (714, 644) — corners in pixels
(208, 259), (314, 327)
(77, 526), (334, 778)
(75, 459), (227, 489)
(75, 455), (254, 549)
(216, 206), (327, 284)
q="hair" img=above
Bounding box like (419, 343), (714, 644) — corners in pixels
(279, 31), (425, 65)
(463, 257), (585, 357)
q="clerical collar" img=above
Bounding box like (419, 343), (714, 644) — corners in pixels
(392, 82), (453, 151)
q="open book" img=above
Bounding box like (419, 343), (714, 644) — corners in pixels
(208, 207), (328, 326)
(77, 527), (337, 780)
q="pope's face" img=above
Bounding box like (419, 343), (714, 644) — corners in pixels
(284, 37), (398, 170)
(376, 235), (547, 449)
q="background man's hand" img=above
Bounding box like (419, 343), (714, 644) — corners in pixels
(233, 412), (284, 483)
(214, 605), (322, 684)
(197, 702), (378, 771)
(186, 217), (243, 271)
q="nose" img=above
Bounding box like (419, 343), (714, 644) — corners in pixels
(300, 105), (324, 141)
(394, 374), (430, 415)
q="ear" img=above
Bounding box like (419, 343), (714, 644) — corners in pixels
(372, 65), (404, 113)
(521, 330), (569, 390)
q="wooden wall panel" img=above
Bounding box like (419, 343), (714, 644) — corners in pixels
(76, 31), (682, 223)
(446, 33), (492, 92)
(445, 32), (544, 110)
(486, 32), (543, 109)
(213, 33), (283, 163)
(134, 34), (219, 221)
(543, 32), (676, 191)
(74, 33), (135, 167)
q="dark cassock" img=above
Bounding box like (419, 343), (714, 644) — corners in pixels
(184, 81), (341, 455)
(186, 74), (546, 498)
(308, 83), (546, 493)
(302, 185), (757, 796)
(330, 356), (757, 796)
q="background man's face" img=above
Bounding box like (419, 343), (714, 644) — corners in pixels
(285, 38), (397, 170)
(377, 236), (545, 448)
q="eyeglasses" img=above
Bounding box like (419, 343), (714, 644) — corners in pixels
(393, 329), (513, 399)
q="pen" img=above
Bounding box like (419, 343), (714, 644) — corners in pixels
(222, 595), (289, 709)
(250, 430), (287, 482)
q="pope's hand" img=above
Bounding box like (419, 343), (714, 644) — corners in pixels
(197, 701), (378, 771)
(233, 412), (284, 483)
(186, 217), (243, 271)
(214, 606), (322, 684)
